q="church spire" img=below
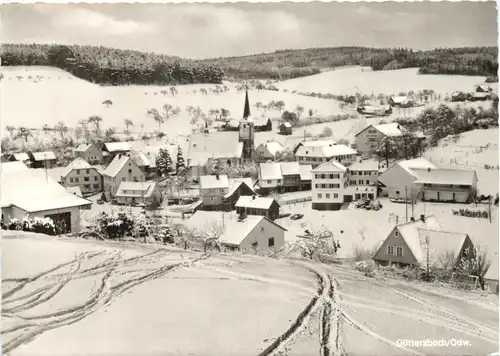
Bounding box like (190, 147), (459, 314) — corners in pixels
(243, 89), (251, 119)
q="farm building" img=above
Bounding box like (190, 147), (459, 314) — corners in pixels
(253, 140), (284, 162)
(235, 195), (281, 221)
(102, 154), (145, 199)
(224, 178), (256, 211)
(74, 143), (103, 165)
(299, 164), (313, 190)
(184, 210), (286, 253)
(388, 96), (413, 107)
(356, 105), (392, 116)
(311, 160), (349, 211)
(278, 122), (292, 135)
(355, 122), (424, 155)
(451, 91), (469, 102)
(199, 174), (229, 210)
(115, 181), (162, 206)
(373, 215), (475, 269)
(469, 92), (492, 101)
(377, 158), (437, 200)
(187, 132), (243, 177)
(30, 151), (57, 169)
(102, 142), (131, 162)
(280, 162), (301, 192)
(258, 162), (283, 193)
(1, 161), (29, 173)
(476, 84), (492, 93)
(412, 167), (478, 203)
(254, 117), (272, 132)
(1, 168), (92, 234)
(60, 158), (103, 197)
(484, 253), (499, 294)
(294, 140), (357, 167)
(5, 152), (32, 167)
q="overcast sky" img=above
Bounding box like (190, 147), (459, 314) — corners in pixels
(1, 2), (497, 59)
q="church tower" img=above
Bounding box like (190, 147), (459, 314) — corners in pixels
(239, 90), (255, 160)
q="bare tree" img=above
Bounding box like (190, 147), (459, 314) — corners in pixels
(102, 100), (113, 108)
(54, 121), (68, 140)
(17, 127), (32, 142)
(88, 115), (103, 134)
(6, 125), (16, 138)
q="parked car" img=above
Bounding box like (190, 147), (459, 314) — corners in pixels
(290, 213), (304, 220)
(97, 199), (104, 205)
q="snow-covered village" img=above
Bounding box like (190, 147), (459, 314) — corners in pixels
(1, 2), (499, 356)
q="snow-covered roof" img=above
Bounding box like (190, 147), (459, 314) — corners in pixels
(130, 151), (151, 167)
(60, 157), (94, 178)
(66, 186), (83, 197)
(116, 181), (157, 198)
(392, 215), (442, 261)
(348, 159), (379, 171)
(390, 96), (410, 104)
(312, 160), (347, 173)
(1, 161), (29, 173)
(259, 162), (283, 180)
(188, 132), (243, 166)
(199, 174), (229, 190)
(32, 151), (56, 161)
(299, 165), (313, 181)
(398, 158), (437, 177)
(225, 178), (255, 198)
(484, 253), (499, 281)
(104, 142), (131, 153)
(281, 122), (292, 128)
(374, 123), (406, 137)
(1, 169), (91, 212)
(280, 162), (300, 176)
(258, 140), (284, 157)
(411, 168), (477, 186)
(470, 92), (491, 98)
(254, 117), (271, 126)
(12, 152), (30, 161)
(103, 155), (133, 178)
(295, 140), (356, 158)
(235, 195), (278, 210)
(75, 143), (92, 152)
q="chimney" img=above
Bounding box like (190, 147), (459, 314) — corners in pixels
(215, 173), (220, 180)
(397, 125), (400, 130)
(252, 194), (256, 200)
(238, 207), (247, 221)
(420, 214), (425, 222)
(410, 217), (415, 222)
(427, 167), (431, 172)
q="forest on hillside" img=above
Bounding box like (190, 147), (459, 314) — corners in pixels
(205, 47), (499, 80)
(1, 44), (497, 84)
(1, 44), (225, 86)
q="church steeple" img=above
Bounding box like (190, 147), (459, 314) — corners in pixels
(243, 90), (251, 119)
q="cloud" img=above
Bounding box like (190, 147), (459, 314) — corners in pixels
(48, 7), (156, 36)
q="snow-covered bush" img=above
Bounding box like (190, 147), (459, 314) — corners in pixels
(7, 216), (55, 235)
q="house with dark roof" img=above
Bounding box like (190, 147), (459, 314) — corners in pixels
(388, 96), (413, 107)
(29, 151), (57, 169)
(373, 215), (475, 268)
(5, 152), (32, 167)
(60, 158), (103, 196)
(253, 140), (284, 162)
(235, 195), (281, 221)
(184, 210), (287, 252)
(74, 143), (103, 165)
(253, 117), (272, 132)
(278, 122), (292, 135)
(280, 162), (301, 192)
(102, 154), (145, 199)
(1, 168), (92, 233)
(223, 178), (256, 211)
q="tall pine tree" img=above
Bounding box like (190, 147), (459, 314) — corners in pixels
(156, 148), (167, 177)
(176, 145), (186, 175)
(165, 150), (173, 174)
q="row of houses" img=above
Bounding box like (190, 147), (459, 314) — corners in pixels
(258, 161), (312, 193)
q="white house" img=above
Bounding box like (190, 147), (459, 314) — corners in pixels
(258, 162), (283, 193)
(1, 167), (92, 234)
(199, 174), (230, 210)
(1, 161), (29, 173)
(294, 140), (357, 167)
(184, 210), (287, 253)
(115, 181), (162, 206)
(377, 158), (437, 200)
(60, 158), (103, 196)
(74, 143), (103, 165)
(311, 160), (349, 210)
(102, 154), (145, 199)
(253, 140), (284, 162)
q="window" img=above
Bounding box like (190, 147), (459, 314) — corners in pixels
(351, 171), (357, 176)
(387, 245), (394, 255)
(84, 177), (90, 182)
(364, 172), (370, 176)
(368, 138), (377, 142)
(320, 174), (326, 179)
(317, 193), (322, 199)
(396, 190), (400, 195)
(122, 177), (126, 181)
(76, 170), (80, 175)
(396, 246), (403, 257)
(94, 176), (98, 181)
(350, 180), (356, 185)
(395, 230), (399, 236)
(333, 174), (340, 179)
(75, 177), (79, 183)
(86, 169), (90, 174)
(128, 169), (132, 174)
(358, 180), (364, 185)
(70, 177), (74, 183)
(261, 226), (264, 232)
(94, 184), (99, 188)
(333, 193), (338, 198)
(325, 193), (330, 199)
(267, 180), (272, 184)
(321, 184), (326, 188)
(251, 241), (258, 249)
(268, 237), (275, 247)
(134, 177), (138, 182)
(84, 184), (90, 189)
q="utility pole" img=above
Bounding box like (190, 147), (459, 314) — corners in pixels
(405, 185), (408, 222)
(426, 236), (430, 281)
(488, 196), (492, 223)
(304, 129), (306, 142)
(411, 188), (415, 220)
(44, 153), (48, 184)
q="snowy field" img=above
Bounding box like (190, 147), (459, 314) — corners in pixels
(274, 66), (498, 96)
(3, 232), (498, 356)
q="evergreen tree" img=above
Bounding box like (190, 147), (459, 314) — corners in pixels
(176, 146), (186, 174)
(156, 148), (167, 177)
(165, 150), (173, 173)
